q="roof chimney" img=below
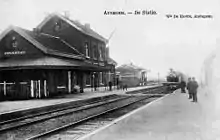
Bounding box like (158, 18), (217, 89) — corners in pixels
(85, 23), (90, 29)
(64, 11), (70, 19)
(33, 28), (40, 35)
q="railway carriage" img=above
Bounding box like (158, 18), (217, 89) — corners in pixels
(165, 71), (181, 91)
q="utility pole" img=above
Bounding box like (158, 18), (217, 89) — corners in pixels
(108, 28), (116, 42)
(106, 28), (116, 87)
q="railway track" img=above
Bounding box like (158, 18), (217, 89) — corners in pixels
(0, 87), (170, 140)
(0, 94), (119, 124)
(0, 95), (128, 139)
(41, 94), (162, 140)
(0, 95), (122, 133)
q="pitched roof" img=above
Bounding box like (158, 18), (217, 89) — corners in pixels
(0, 56), (109, 71)
(107, 57), (117, 65)
(116, 63), (146, 71)
(22, 29), (83, 56)
(0, 26), (84, 60)
(37, 13), (108, 43)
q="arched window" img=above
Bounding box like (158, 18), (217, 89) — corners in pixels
(54, 20), (62, 31)
(93, 45), (97, 59)
(100, 72), (103, 84)
(99, 47), (102, 60)
(85, 43), (89, 57)
(12, 36), (18, 48)
(103, 47), (106, 60)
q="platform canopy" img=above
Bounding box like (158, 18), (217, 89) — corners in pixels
(0, 56), (111, 71)
(0, 26), (112, 72)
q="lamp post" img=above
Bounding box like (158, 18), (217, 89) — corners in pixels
(92, 73), (95, 91)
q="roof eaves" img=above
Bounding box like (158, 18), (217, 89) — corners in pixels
(47, 49), (84, 60)
(17, 27), (84, 60)
(37, 13), (108, 44)
(57, 14), (108, 43)
(12, 26), (48, 54)
(107, 57), (117, 65)
(0, 25), (14, 42)
(40, 32), (84, 57)
(57, 14), (85, 33)
(60, 39), (85, 56)
(0, 26), (47, 54)
(37, 13), (58, 29)
(36, 13), (83, 32)
(84, 29), (108, 43)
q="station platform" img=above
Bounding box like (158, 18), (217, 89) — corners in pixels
(80, 88), (220, 140)
(0, 85), (160, 114)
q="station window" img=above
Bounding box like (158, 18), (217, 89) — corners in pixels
(85, 42), (89, 58)
(99, 47), (102, 60)
(99, 72), (103, 84)
(96, 46), (99, 59)
(54, 20), (62, 32)
(86, 73), (91, 85)
(103, 47), (105, 60)
(11, 36), (18, 48)
(57, 71), (67, 89)
(93, 45), (97, 60)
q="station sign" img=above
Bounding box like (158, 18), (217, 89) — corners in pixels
(99, 62), (105, 66)
(4, 51), (26, 55)
(84, 60), (92, 64)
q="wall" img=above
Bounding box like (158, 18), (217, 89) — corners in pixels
(39, 15), (107, 62)
(201, 47), (220, 113)
(0, 30), (44, 59)
(40, 16), (84, 53)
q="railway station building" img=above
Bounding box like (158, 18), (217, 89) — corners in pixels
(0, 13), (117, 100)
(116, 63), (147, 87)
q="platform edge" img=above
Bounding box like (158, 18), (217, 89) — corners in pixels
(78, 89), (178, 140)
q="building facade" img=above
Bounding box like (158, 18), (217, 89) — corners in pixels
(116, 63), (147, 87)
(0, 13), (117, 100)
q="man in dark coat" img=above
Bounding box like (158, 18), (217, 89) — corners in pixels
(186, 77), (192, 99)
(108, 81), (112, 91)
(191, 77), (199, 102)
(180, 80), (186, 93)
(116, 78), (119, 90)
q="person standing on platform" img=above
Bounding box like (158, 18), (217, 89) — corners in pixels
(180, 80), (186, 93)
(94, 81), (97, 91)
(124, 84), (128, 91)
(104, 80), (107, 91)
(109, 81), (112, 91)
(191, 77), (199, 102)
(186, 77), (192, 99)
(116, 78), (119, 90)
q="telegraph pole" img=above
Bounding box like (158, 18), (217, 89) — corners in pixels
(106, 28), (116, 87)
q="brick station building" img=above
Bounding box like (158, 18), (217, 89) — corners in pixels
(0, 13), (117, 100)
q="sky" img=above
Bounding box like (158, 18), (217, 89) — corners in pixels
(0, 0), (219, 79)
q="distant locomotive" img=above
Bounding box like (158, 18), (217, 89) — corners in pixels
(164, 72), (180, 91)
(166, 73), (179, 83)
